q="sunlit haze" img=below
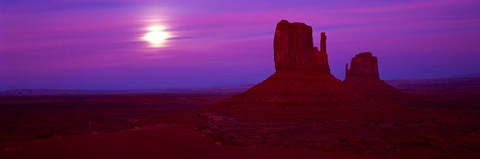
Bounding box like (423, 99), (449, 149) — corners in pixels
(142, 25), (171, 47)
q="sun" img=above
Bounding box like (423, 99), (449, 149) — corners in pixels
(142, 25), (171, 47)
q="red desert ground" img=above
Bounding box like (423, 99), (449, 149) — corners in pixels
(1, 20), (480, 159)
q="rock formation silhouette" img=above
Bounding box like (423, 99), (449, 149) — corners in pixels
(211, 20), (382, 114)
(345, 52), (379, 79)
(344, 52), (406, 100)
(274, 20), (329, 72)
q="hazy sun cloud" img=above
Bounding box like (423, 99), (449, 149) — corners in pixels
(1, 0), (480, 90)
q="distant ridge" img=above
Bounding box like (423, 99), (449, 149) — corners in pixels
(387, 76), (480, 89)
(5, 76), (478, 96)
(0, 86), (251, 96)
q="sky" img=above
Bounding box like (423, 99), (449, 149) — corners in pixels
(1, 0), (480, 90)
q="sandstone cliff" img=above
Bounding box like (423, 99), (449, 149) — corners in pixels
(274, 20), (329, 72)
(344, 52), (406, 100)
(345, 52), (379, 79)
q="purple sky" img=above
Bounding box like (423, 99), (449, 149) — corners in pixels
(1, 0), (480, 90)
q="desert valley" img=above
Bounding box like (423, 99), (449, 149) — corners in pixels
(1, 20), (479, 159)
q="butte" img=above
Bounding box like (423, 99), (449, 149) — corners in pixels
(344, 52), (407, 101)
(205, 20), (403, 121)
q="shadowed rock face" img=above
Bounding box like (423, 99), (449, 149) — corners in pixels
(344, 52), (405, 100)
(345, 52), (379, 79)
(274, 20), (329, 73)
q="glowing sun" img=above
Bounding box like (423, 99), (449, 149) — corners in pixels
(142, 25), (171, 47)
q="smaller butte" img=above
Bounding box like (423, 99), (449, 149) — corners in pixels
(344, 52), (407, 100)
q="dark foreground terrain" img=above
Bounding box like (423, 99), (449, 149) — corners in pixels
(0, 94), (232, 142)
(0, 79), (479, 159)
